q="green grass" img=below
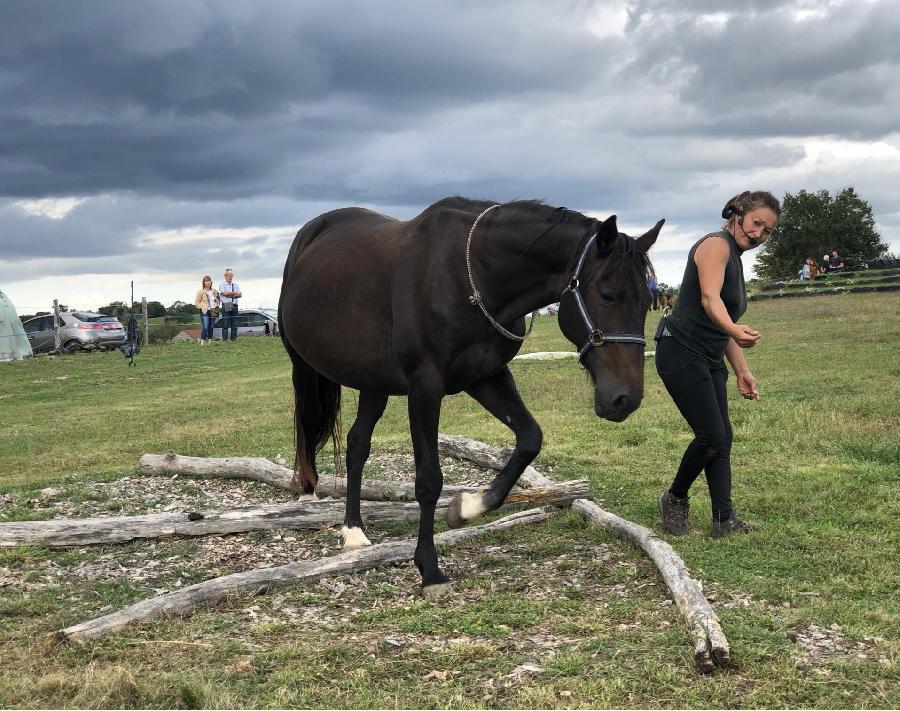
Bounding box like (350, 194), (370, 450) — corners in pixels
(0, 293), (898, 708)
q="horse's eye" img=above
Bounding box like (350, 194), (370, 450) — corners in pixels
(597, 291), (616, 304)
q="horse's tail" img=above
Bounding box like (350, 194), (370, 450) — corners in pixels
(281, 340), (342, 495)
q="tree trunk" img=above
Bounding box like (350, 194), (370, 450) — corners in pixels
(138, 453), (477, 500)
(53, 507), (553, 642)
(436, 434), (553, 487)
(1, 481), (586, 548)
(572, 498), (730, 672)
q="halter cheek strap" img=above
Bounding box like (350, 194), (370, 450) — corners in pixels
(561, 233), (647, 361)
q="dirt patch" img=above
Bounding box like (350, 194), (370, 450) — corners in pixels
(789, 624), (889, 672)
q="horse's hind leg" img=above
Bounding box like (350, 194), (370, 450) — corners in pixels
(342, 390), (388, 551)
(407, 369), (451, 595)
(447, 366), (542, 528)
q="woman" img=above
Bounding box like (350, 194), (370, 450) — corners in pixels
(807, 257), (819, 280)
(655, 190), (781, 538)
(194, 275), (221, 345)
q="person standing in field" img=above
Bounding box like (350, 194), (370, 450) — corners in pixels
(655, 190), (781, 538)
(218, 268), (242, 341)
(194, 275), (220, 344)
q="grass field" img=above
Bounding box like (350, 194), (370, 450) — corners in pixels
(0, 292), (898, 708)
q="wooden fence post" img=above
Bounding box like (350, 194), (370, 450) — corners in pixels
(142, 297), (149, 345)
(52, 299), (61, 351)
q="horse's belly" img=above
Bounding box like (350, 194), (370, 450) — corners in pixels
(286, 284), (409, 393)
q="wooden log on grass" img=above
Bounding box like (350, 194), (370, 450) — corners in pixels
(138, 453), (477, 500)
(437, 433), (554, 487)
(0, 480), (587, 548)
(572, 498), (730, 672)
(0, 500), (422, 548)
(53, 507), (554, 642)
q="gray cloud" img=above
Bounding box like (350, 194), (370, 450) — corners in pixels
(0, 0), (897, 303)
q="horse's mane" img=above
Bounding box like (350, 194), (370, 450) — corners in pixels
(420, 197), (655, 279)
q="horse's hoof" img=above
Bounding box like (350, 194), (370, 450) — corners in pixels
(446, 491), (486, 529)
(341, 525), (372, 551)
(446, 496), (465, 529)
(296, 491), (318, 502)
(421, 582), (455, 599)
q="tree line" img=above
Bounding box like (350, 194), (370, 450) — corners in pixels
(754, 186), (890, 280)
(19, 300), (199, 324)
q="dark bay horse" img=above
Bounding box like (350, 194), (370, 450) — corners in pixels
(279, 197), (663, 595)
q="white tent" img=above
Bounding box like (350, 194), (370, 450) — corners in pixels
(0, 290), (33, 362)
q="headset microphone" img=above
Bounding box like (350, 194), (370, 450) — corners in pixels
(723, 203), (758, 246)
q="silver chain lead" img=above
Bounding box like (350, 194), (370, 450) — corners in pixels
(466, 204), (538, 341)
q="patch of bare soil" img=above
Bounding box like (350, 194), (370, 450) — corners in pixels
(789, 624), (889, 673)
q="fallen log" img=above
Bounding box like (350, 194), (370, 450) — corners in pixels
(572, 498), (730, 672)
(53, 507), (554, 642)
(138, 453), (478, 500)
(0, 500), (422, 548)
(1, 480), (587, 548)
(437, 434), (554, 487)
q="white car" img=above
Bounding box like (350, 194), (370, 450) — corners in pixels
(212, 308), (279, 339)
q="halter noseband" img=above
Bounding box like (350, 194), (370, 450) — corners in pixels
(561, 232), (647, 362)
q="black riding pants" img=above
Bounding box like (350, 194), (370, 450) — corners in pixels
(655, 336), (734, 520)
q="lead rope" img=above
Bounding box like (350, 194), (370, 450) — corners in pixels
(466, 204), (538, 341)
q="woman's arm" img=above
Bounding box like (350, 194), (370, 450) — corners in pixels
(694, 238), (760, 348)
(725, 338), (759, 400)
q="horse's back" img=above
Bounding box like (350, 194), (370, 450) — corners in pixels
(279, 197), (504, 393)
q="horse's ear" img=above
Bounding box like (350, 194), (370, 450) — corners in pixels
(595, 215), (618, 253)
(636, 219), (665, 253)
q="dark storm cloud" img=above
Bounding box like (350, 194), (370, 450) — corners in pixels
(0, 0), (615, 201)
(620, 0), (900, 139)
(0, 0), (898, 298)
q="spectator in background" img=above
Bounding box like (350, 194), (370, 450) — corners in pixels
(194, 275), (220, 345)
(218, 268), (242, 341)
(799, 259), (811, 281)
(820, 254), (831, 275)
(807, 257), (820, 280)
(648, 272), (660, 310)
(829, 250), (845, 271)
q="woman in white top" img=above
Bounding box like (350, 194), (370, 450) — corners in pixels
(194, 276), (221, 344)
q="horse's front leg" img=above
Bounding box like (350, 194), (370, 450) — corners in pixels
(407, 369), (451, 596)
(447, 366), (542, 528)
(342, 390), (389, 551)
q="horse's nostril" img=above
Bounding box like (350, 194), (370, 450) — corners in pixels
(612, 394), (630, 411)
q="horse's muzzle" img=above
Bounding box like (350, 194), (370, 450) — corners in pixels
(594, 389), (641, 422)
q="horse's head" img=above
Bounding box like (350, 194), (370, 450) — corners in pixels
(558, 215), (664, 422)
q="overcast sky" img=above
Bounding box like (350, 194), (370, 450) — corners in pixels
(1, 0), (898, 313)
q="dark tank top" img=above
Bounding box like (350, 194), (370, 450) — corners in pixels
(665, 229), (746, 362)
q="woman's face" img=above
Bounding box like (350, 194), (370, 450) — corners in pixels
(732, 206), (778, 251)
(203, 278), (212, 288)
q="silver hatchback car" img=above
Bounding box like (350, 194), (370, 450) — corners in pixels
(212, 308), (279, 340)
(22, 311), (126, 353)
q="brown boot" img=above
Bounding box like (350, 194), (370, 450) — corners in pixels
(659, 491), (689, 536)
(711, 510), (753, 539)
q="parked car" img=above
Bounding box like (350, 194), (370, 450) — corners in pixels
(21, 311), (126, 353)
(212, 308), (279, 340)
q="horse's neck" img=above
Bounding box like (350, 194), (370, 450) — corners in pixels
(476, 216), (588, 320)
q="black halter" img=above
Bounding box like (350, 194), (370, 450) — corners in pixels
(561, 232), (647, 361)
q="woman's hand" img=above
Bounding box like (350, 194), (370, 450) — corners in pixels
(736, 370), (759, 400)
(731, 324), (761, 348)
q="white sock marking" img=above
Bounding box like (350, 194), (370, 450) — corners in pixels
(459, 491), (487, 521)
(341, 525), (372, 549)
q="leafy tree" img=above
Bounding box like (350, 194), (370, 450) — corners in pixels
(168, 300), (197, 316)
(145, 300), (167, 318)
(98, 301), (129, 318)
(754, 187), (888, 279)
